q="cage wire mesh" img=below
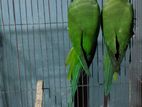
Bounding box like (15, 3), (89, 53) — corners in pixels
(0, 0), (141, 107)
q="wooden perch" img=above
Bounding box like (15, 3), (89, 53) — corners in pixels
(35, 80), (44, 107)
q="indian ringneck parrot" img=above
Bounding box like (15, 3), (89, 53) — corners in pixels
(65, 0), (100, 106)
(102, 0), (133, 105)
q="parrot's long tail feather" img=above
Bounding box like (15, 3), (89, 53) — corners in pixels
(104, 52), (120, 106)
(104, 53), (113, 96)
(66, 48), (82, 107)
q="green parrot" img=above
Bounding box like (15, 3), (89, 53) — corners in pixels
(102, 0), (133, 105)
(65, 0), (100, 106)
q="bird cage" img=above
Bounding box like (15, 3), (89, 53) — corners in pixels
(0, 0), (141, 107)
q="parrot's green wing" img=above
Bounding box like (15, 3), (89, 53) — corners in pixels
(66, 0), (100, 106)
(68, 0), (100, 75)
(68, 23), (90, 75)
(102, 0), (133, 96)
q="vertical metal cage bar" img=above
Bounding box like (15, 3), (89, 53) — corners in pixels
(42, 0), (51, 105)
(55, 0), (61, 106)
(0, 1), (10, 107)
(41, 0), (50, 106)
(0, 1), (9, 107)
(18, 0), (29, 106)
(47, 0), (57, 106)
(12, 0), (23, 106)
(24, 0), (34, 106)
(0, 2), (5, 105)
(61, 0), (68, 106)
